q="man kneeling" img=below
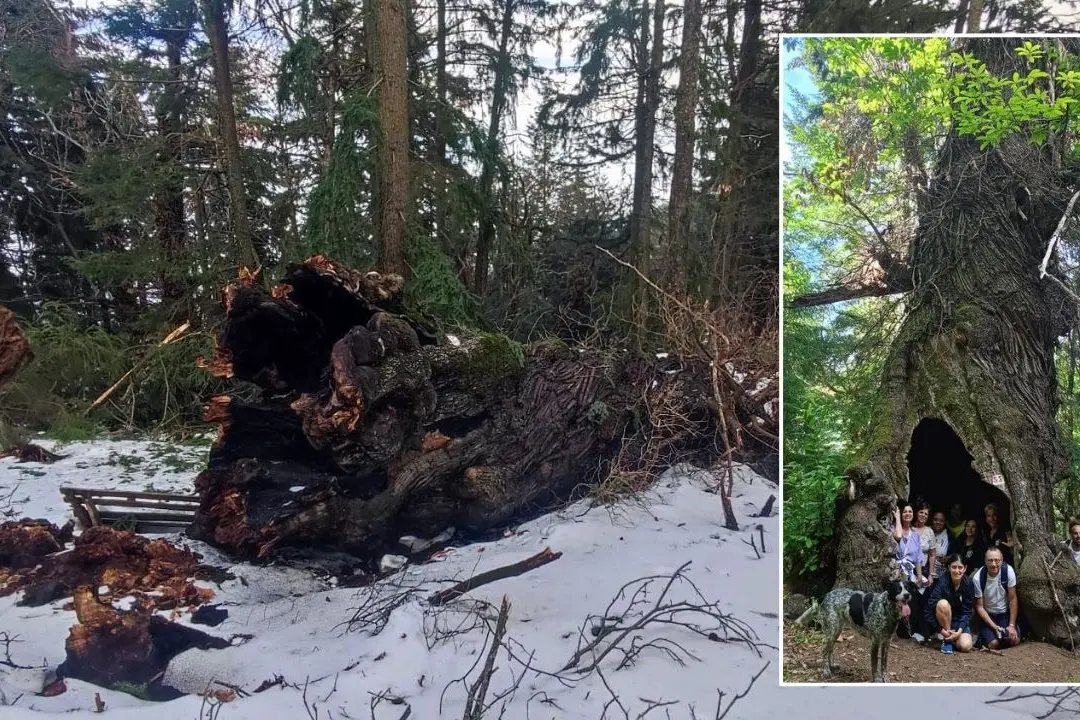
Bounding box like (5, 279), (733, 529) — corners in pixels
(925, 554), (975, 653)
(973, 546), (1021, 650)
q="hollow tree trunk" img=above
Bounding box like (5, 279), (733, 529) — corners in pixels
(189, 257), (731, 562)
(833, 39), (1079, 647)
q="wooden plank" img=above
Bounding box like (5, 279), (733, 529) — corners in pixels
(85, 500), (101, 527)
(59, 487), (199, 502)
(68, 498), (200, 512)
(70, 502), (93, 530)
(97, 511), (196, 523)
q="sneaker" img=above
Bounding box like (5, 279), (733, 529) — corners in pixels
(911, 632), (926, 644)
(933, 632), (944, 642)
(941, 642), (954, 654)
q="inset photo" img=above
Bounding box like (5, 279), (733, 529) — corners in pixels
(781, 35), (1080, 684)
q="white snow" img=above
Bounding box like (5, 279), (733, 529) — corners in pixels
(111, 596), (137, 612)
(0, 440), (1062, 718)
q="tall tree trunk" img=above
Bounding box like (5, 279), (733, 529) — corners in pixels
(667, 0), (701, 296)
(199, 0), (259, 270)
(472, 0), (516, 298)
(953, 0), (970, 32)
(1068, 328), (1077, 521)
(374, 0), (408, 277)
(833, 38), (1078, 648)
(709, 0), (773, 322)
(155, 31), (188, 307)
(627, 0), (664, 338)
(967, 0), (984, 32)
(434, 0), (460, 277)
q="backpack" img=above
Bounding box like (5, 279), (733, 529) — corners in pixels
(975, 563), (1013, 614)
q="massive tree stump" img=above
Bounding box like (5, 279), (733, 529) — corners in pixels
(832, 40), (1080, 647)
(190, 257), (726, 562)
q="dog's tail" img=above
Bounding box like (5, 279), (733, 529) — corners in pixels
(794, 599), (819, 626)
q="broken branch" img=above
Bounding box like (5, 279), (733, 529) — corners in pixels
(427, 548), (562, 606)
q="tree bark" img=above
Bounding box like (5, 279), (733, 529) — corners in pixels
(375, 0), (409, 277)
(189, 257), (735, 562)
(832, 39), (1080, 647)
(627, 0), (664, 338)
(967, 0), (984, 32)
(199, 0), (259, 270)
(667, 0), (701, 296)
(472, 0), (516, 298)
(707, 0), (774, 326)
(155, 24), (190, 306)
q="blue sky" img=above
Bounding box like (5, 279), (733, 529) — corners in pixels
(781, 39), (822, 272)
(780, 39), (820, 171)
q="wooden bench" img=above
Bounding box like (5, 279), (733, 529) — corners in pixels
(60, 487), (200, 534)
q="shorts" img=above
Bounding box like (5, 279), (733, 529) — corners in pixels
(949, 618), (969, 635)
(977, 611), (1019, 646)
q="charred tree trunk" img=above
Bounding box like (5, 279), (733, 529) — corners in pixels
(833, 39), (1079, 647)
(199, 0), (259, 270)
(189, 257), (731, 563)
(375, 0), (409, 277)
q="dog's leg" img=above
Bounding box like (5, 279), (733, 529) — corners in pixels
(822, 629), (840, 679)
(879, 635), (890, 683)
(870, 638), (880, 683)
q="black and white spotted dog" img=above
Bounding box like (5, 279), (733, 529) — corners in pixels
(795, 581), (913, 683)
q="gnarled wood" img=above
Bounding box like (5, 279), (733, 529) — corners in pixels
(190, 257), (737, 563)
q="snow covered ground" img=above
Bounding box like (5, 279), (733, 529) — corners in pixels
(0, 439), (1064, 719)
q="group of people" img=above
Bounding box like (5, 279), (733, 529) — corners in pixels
(891, 498), (1020, 654)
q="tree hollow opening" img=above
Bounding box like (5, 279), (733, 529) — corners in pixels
(907, 418), (1012, 534)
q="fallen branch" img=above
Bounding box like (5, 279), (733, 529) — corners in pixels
(757, 495), (775, 518)
(427, 548), (562, 606)
(87, 321), (191, 413)
(1041, 556), (1076, 652)
(1039, 190), (1080, 279)
(560, 561), (762, 675)
(716, 661), (770, 720)
(462, 595), (511, 720)
(742, 535), (760, 559)
(986, 687), (1080, 719)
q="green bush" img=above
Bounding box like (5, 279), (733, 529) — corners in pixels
(783, 395), (849, 580)
(0, 302), (229, 437)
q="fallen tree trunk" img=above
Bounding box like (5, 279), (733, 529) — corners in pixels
(189, 256), (748, 562)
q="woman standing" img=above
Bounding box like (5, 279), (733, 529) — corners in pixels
(912, 498), (935, 586)
(983, 503), (1017, 566)
(949, 519), (986, 574)
(893, 501), (928, 641)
